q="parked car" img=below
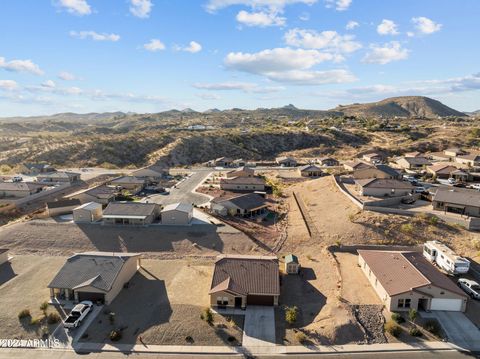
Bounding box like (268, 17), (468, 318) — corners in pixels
(12, 176), (23, 182)
(458, 278), (480, 299)
(469, 184), (480, 190)
(453, 182), (466, 188)
(414, 187), (427, 194)
(447, 177), (456, 185)
(63, 301), (93, 329)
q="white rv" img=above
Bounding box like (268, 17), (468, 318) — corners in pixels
(423, 241), (470, 275)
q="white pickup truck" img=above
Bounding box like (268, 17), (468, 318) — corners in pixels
(63, 301), (93, 329)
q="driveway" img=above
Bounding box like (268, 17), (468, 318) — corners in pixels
(425, 311), (480, 351)
(243, 306), (275, 348)
(146, 171), (212, 206)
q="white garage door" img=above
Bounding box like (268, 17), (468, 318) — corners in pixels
(430, 298), (463, 311)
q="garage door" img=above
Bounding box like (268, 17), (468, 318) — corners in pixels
(430, 298), (463, 311)
(77, 291), (105, 303)
(247, 295), (274, 306)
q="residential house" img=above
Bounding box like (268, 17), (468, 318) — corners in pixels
(48, 252), (141, 305)
(404, 151), (424, 158)
(427, 164), (459, 179)
(220, 176), (266, 192)
(276, 156), (297, 167)
(432, 187), (480, 217)
(430, 148), (466, 162)
(444, 148), (466, 157)
(233, 159), (246, 167)
(46, 199), (81, 217)
(0, 249), (8, 266)
(110, 176), (145, 193)
(354, 164), (401, 180)
(102, 202), (160, 225)
(362, 152), (385, 163)
(317, 157), (339, 167)
(395, 157), (432, 171)
(299, 164), (323, 177)
(356, 178), (414, 197)
(210, 157), (233, 167)
(36, 171), (81, 184)
(73, 202), (103, 223)
(18, 163), (56, 175)
(209, 255), (280, 308)
(211, 193), (268, 217)
(358, 250), (467, 312)
(160, 202), (193, 225)
(285, 254), (300, 274)
(450, 169), (471, 183)
(130, 165), (166, 183)
(226, 166), (255, 178)
(67, 185), (118, 205)
(0, 182), (43, 198)
(455, 152), (480, 168)
(343, 160), (373, 172)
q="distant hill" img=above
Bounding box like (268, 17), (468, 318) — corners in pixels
(0, 111), (127, 123)
(331, 96), (466, 118)
(466, 110), (480, 116)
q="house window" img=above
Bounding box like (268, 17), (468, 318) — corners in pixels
(216, 297), (229, 305)
(398, 299), (405, 308)
(405, 299), (411, 308)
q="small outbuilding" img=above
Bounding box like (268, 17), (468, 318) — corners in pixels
(46, 199), (82, 217)
(299, 164), (323, 177)
(285, 254), (300, 274)
(276, 156), (297, 167)
(161, 202), (193, 225)
(73, 202), (103, 223)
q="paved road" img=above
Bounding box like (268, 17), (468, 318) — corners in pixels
(242, 306), (276, 348)
(0, 348), (474, 359)
(146, 171), (212, 206)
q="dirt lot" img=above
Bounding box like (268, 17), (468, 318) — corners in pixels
(80, 259), (244, 346)
(0, 220), (268, 258)
(0, 255), (67, 339)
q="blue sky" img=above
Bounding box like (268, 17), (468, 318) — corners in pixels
(0, 0), (479, 116)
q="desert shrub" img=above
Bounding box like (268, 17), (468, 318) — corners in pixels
(384, 320), (401, 337)
(200, 308), (214, 325)
(47, 313), (61, 324)
(40, 301), (49, 315)
(285, 306), (298, 325)
(409, 327), (422, 337)
(109, 330), (122, 341)
(400, 223), (414, 234)
(408, 308), (417, 323)
(391, 313), (405, 324)
(295, 332), (307, 344)
(30, 317), (42, 326)
(424, 320), (441, 336)
(185, 336), (194, 344)
(18, 309), (31, 320)
(429, 216), (439, 225)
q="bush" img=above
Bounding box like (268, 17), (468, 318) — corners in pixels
(400, 223), (414, 234)
(295, 332), (307, 344)
(47, 313), (61, 324)
(409, 327), (422, 337)
(424, 320), (441, 336)
(391, 313), (405, 324)
(40, 301), (49, 315)
(18, 309), (31, 320)
(109, 330), (122, 341)
(200, 308), (214, 325)
(384, 320), (401, 337)
(408, 308), (417, 323)
(30, 317), (42, 326)
(429, 216), (439, 226)
(285, 306), (298, 325)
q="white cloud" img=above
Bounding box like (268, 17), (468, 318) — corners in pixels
(143, 39), (166, 52)
(70, 31), (120, 42)
(193, 81), (285, 93)
(377, 19), (399, 35)
(346, 20), (359, 30)
(0, 56), (44, 75)
(224, 47), (356, 85)
(58, 71), (77, 81)
(412, 17), (442, 35)
(325, 0), (352, 11)
(205, 0), (317, 13)
(284, 28), (361, 53)
(41, 80), (56, 88)
(196, 93), (221, 100)
(0, 80), (18, 91)
(362, 41), (409, 65)
(236, 10), (286, 27)
(175, 41), (202, 53)
(56, 0), (91, 15)
(130, 0), (153, 18)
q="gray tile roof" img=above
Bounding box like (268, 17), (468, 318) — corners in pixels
(161, 202), (193, 213)
(299, 164), (323, 172)
(215, 193), (267, 211)
(111, 176), (145, 185)
(356, 178), (414, 189)
(433, 187), (480, 207)
(103, 202), (158, 217)
(48, 252), (140, 291)
(210, 255), (280, 296)
(375, 164), (401, 178)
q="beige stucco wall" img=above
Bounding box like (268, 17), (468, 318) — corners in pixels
(210, 291), (246, 308)
(103, 256), (140, 305)
(0, 189), (32, 198)
(161, 210), (192, 225)
(73, 207), (102, 223)
(433, 201), (480, 218)
(48, 205), (79, 217)
(360, 186), (411, 198)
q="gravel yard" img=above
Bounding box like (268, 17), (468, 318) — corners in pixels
(80, 259), (244, 345)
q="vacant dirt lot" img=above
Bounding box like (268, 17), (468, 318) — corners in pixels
(0, 255), (67, 339)
(81, 259), (244, 346)
(0, 220), (267, 258)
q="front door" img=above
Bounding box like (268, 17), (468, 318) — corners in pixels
(418, 298), (429, 311)
(235, 297), (242, 307)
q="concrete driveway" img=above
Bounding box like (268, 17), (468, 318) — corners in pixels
(425, 311), (480, 351)
(243, 306), (275, 348)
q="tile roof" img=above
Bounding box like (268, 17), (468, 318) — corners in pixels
(375, 164), (401, 177)
(48, 252), (140, 292)
(103, 202), (158, 217)
(111, 176), (145, 185)
(210, 255), (280, 296)
(221, 176), (266, 185)
(433, 187), (480, 207)
(214, 193), (267, 211)
(427, 163), (458, 174)
(299, 164), (323, 172)
(344, 160), (373, 170)
(161, 202), (193, 213)
(74, 202), (102, 211)
(397, 157), (432, 165)
(47, 198), (81, 209)
(356, 178), (414, 189)
(358, 250), (466, 297)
